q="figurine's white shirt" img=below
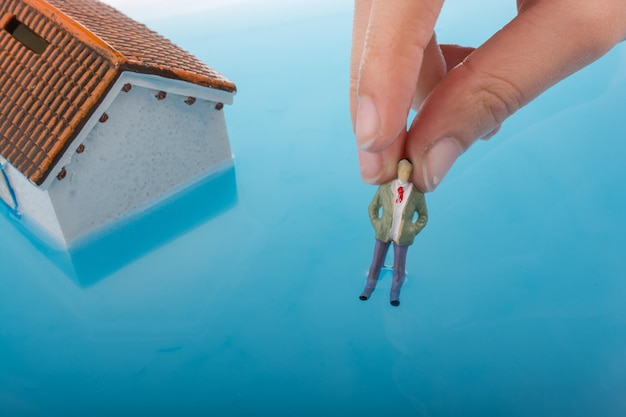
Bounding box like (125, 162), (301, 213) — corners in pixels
(390, 179), (413, 243)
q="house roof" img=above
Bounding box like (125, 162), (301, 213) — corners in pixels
(0, 0), (236, 186)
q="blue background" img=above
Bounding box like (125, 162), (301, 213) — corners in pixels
(2, 2), (626, 415)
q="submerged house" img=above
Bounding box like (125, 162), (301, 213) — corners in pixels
(0, 0), (236, 248)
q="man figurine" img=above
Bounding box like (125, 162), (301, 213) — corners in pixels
(360, 159), (428, 306)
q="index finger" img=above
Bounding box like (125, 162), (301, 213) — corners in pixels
(351, 0), (445, 152)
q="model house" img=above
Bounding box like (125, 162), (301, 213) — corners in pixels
(0, 0), (236, 248)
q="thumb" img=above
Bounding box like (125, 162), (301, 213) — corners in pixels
(407, 1), (626, 192)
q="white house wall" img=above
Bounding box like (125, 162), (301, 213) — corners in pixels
(0, 159), (13, 210)
(46, 82), (233, 245)
(2, 162), (65, 244)
(0, 178), (10, 210)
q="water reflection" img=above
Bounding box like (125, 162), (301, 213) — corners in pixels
(3, 167), (238, 287)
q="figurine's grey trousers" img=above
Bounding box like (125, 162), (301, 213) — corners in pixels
(362, 239), (408, 301)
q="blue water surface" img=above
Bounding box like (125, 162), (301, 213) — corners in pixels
(2, 1), (626, 416)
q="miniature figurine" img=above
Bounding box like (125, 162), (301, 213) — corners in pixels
(359, 159), (428, 306)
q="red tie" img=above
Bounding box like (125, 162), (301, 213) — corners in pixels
(396, 186), (404, 203)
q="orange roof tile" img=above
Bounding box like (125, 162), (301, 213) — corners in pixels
(0, 0), (236, 186)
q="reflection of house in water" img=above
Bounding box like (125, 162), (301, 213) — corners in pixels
(40, 166), (237, 287)
(0, 0), (237, 256)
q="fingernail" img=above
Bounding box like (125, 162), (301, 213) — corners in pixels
(421, 137), (462, 191)
(359, 150), (383, 183)
(355, 96), (380, 150)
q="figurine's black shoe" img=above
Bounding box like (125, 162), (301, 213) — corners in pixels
(360, 282), (376, 301)
(390, 280), (403, 307)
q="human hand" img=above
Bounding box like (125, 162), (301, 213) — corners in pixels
(350, 0), (626, 192)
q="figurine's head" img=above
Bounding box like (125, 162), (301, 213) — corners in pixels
(397, 159), (413, 183)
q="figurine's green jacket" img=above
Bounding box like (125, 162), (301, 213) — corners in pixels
(368, 182), (428, 246)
